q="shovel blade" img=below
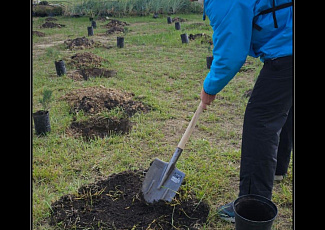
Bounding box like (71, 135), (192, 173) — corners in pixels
(142, 158), (185, 203)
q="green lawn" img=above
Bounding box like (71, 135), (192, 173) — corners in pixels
(32, 13), (292, 229)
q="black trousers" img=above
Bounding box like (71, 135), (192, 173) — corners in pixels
(239, 56), (293, 200)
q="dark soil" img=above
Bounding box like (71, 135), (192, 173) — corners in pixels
(67, 116), (131, 140)
(40, 21), (65, 28)
(66, 52), (117, 81)
(103, 19), (130, 28)
(188, 33), (213, 45)
(69, 68), (117, 81)
(106, 26), (125, 35)
(102, 19), (129, 35)
(67, 52), (109, 69)
(62, 86), (150, 116)
(172, 17), (188, 22)
(33, 31), (46, 37)
(50, 170), (210, 230)
(45, 17), (58, 21)
(64, 37), (103, 50)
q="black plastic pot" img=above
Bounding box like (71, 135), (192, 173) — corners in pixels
(117, 36), (124, 48)
(234, 194), (278, 230)
(167, 16), (172, 24)
(180, 33), (189, 44)
(54, 60), (66, 76)
(87, 26), (93, 36)
(33, 110), (51, 135)
(175, 22), (181, 30)
(206, 56), (213, 69)
(91, 20), (97, 29)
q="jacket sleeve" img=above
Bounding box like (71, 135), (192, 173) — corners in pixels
(203, 0), (255, 95)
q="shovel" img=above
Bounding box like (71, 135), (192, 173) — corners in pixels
(142, 102), (204, 203)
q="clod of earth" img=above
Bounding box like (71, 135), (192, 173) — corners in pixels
(66, 52), (117, 80)
(103, 19), (130, 28)
(61, 86), (150, 116)
(172, 17), (188, 22)
(64, 37), (103, 50)
(67, 115), (131, 140)
(188, 33), (213, 45)
(45, 17), (58, 22)
(33, 31), (45, 37)
(67, 52), (109, 69)
(68, 68), (117, 81)
(101, 19), (129, 35)
(49, 170), (210, 230)
(40, 22), (65, 28)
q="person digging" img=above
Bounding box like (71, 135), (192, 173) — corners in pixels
(190, 0), (293, 223)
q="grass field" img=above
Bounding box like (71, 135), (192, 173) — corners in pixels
(32, 13), (293, 229)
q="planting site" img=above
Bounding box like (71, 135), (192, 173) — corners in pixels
(32, 1), (293, 229)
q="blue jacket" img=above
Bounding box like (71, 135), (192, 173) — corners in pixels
(203, 0), (293, 95)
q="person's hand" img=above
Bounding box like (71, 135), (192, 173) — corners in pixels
(200, 88), (216, 110)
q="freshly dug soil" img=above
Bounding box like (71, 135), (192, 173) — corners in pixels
(101, 19), (129, 35)
(103, 19), (129, 28)
(188, 33), (213, 45)
(64, 37), (103, 50)
(40, 21), (65, 28)
(68, 68), (117, 81)
(33, 31), (46, 37)
(66, 52), (117, 80)
(62, 86), (150, 116)
(67, 115), (131, 140)
(67, 52), (109, 69)
(50, 170), (210, 230)
(172, 17), (188, 22)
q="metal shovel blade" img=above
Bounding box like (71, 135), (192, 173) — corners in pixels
(142, 158), (185, 203)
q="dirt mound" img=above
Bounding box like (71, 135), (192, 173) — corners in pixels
(50, 170), (210, 229)
(67, 52), (108, 69)
(66, 52), (116, 80)
(102, 19), (129, 35)
(106, 26), (125, 34)
(64, 37), (102, 50)
(188, 33), (213, 45)
(45, 17), (58, 21)
(40, 21), (65, 28)
(62, 86), (150, 116)
(67, 116), (131, 140)
(33, 31), (45, 37)
(69, 68), (117, 81)
(172, 17), (188, 22)
(103, 19), (129, 28)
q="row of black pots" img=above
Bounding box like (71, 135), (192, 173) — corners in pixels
(167, 16), (213, 68)
(87, 20), (124, 48)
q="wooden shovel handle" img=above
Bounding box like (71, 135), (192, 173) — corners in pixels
(177, 101), (204, 150)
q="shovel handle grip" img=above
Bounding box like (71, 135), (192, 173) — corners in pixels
(177, 101), (204, 150)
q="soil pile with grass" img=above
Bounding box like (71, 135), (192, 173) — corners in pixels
(62, 86), (150, 116)
(103, 19), (129, 35)
(67, 116), (131, 139)
(41, 22), (65, 28)
(62, 86), (150, 139)
(50, 170), (210, 229)
(67, 52), (116, 80)
(68, 52), (108, 69)
(64, 37), (102, 50)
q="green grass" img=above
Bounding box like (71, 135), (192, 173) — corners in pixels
(32, 14), (292, 229)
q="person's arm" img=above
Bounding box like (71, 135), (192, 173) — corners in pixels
(201, 0), (255, 107)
